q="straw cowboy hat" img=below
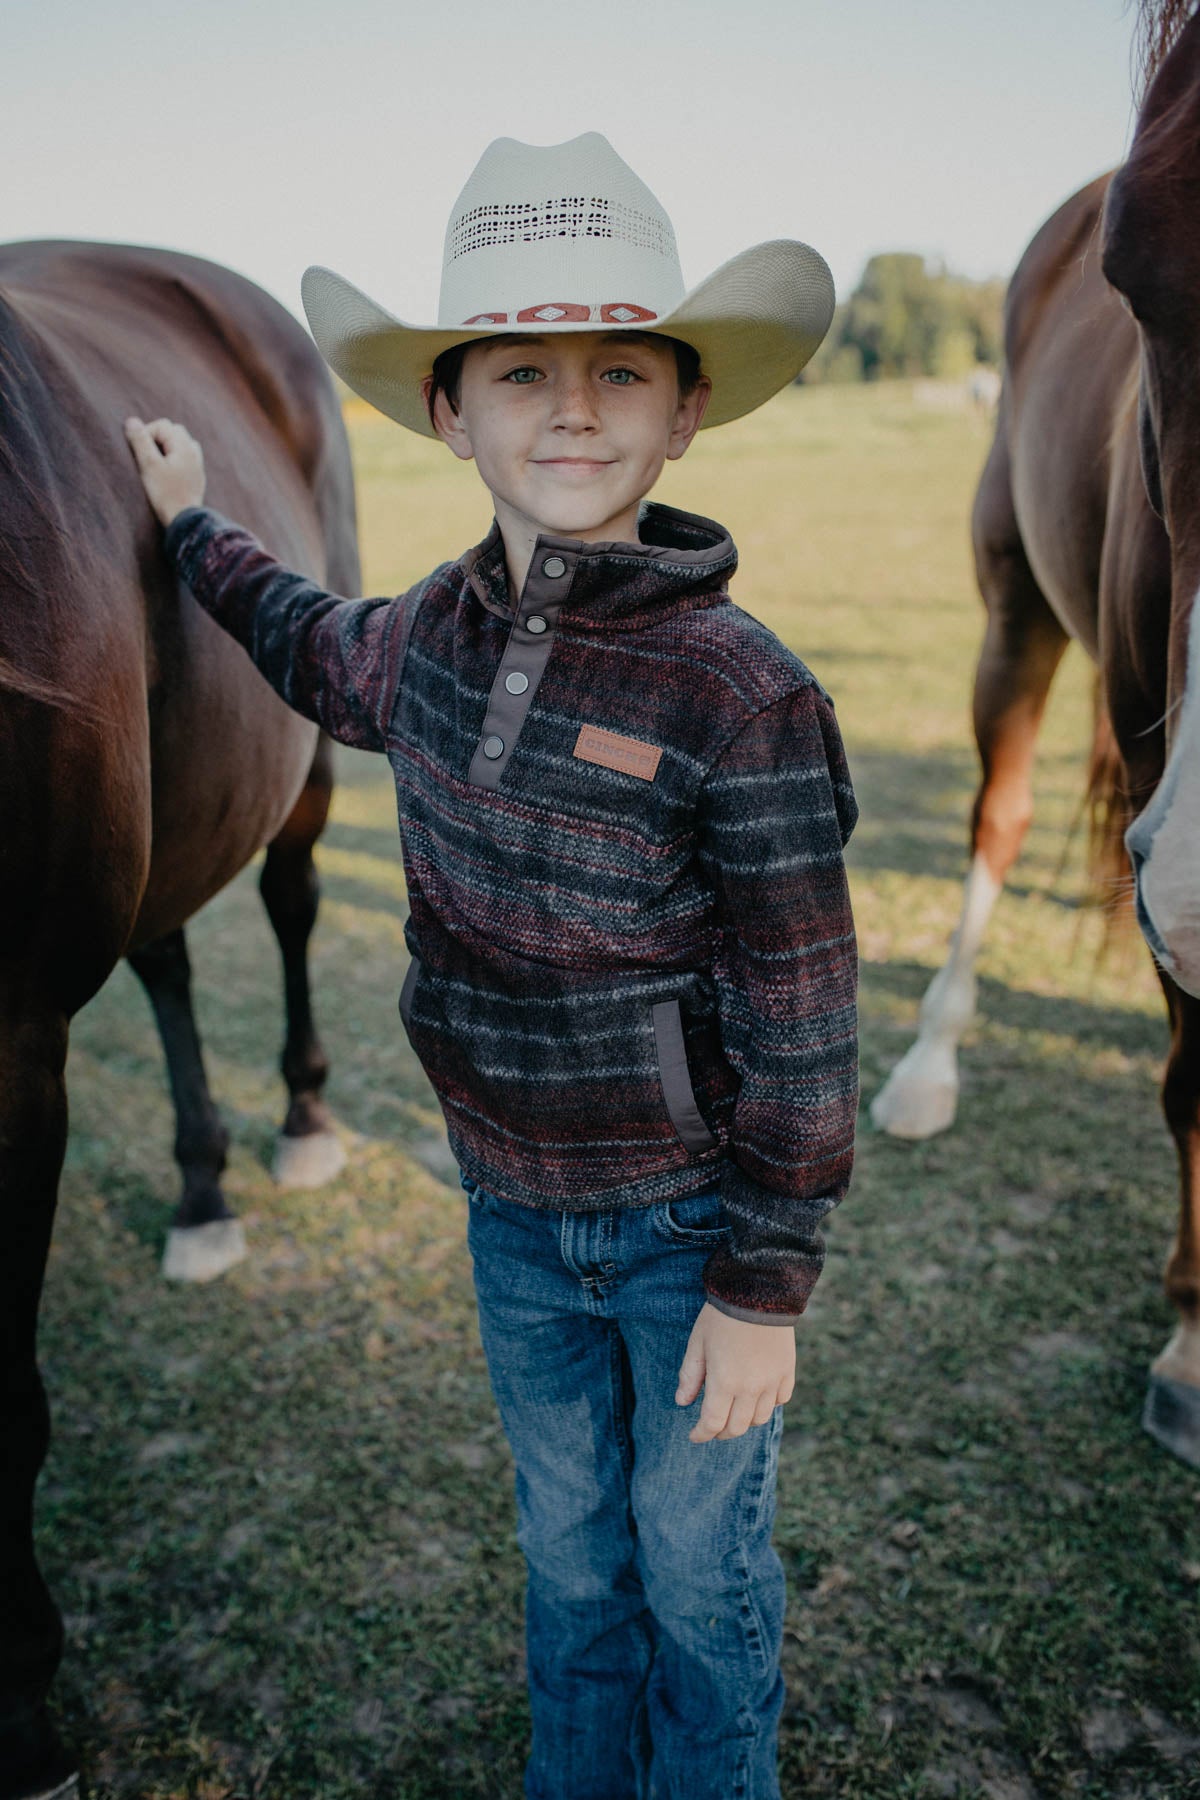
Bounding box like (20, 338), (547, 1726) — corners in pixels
(300, 131), (835, 438)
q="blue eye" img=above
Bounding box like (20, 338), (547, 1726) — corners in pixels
(603, 368), (639, 385)
(503, 366), (541, 384)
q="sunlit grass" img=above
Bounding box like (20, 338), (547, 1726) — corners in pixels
(41, 382), (1196, 1799)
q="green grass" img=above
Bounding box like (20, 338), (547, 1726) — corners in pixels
(41, 382), (1200, 1799)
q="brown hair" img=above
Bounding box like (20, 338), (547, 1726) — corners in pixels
(425, 332), (702, 430)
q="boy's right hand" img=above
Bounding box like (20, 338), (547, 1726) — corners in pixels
(123, 415), (206, 528)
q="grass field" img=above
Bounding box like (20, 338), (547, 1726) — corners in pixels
(42, 382), (1200, 1799)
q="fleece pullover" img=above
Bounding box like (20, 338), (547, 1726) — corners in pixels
(162, 498), (859, 1324)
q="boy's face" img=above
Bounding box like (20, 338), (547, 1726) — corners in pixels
(425, 331), (711, 548)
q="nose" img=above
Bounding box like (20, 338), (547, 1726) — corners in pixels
(549, 370), (600, 431)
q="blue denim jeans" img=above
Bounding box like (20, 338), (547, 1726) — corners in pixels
(459, 1166), (787, 1800)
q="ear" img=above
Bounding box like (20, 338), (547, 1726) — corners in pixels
(423, 374), (475, 462)
(666, 374), (712, 461)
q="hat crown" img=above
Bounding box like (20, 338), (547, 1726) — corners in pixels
(436, 131), (686, 328)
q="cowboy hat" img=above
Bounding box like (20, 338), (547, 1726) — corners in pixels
(300, 131), (835, 438)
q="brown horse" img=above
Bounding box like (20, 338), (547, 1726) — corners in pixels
(0, 240), (358, 1795)
(871, 1), (1200, 1471)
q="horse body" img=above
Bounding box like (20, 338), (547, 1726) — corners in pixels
(0, 239), (359, 1792)
(1103, 12), (1200, 999)
(2, 241), (347, 938)
(872, 11), (1200, 1470)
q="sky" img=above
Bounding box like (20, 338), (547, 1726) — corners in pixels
(5, 0), (1146, 326)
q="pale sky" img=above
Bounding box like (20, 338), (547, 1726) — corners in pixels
(6, 0), (1143, 324)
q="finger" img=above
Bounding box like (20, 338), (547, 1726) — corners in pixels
(690, 1388), (733, 1444)
(164, 422), (203, 465)
(751, 1393), (777, 1428)
(675, 1339), (706, 1407)
(123, 419), (163, 472)
(715, 1393), (757, 1441)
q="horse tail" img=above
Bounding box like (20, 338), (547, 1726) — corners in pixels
(0, 657), (78, 708)
(1083, 675), (1137, 946)
(0, 655), (116, 731)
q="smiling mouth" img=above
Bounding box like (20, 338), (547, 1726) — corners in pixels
(532, 458), (615, 470)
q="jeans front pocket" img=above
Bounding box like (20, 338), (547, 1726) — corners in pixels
(457, 1165), (482, 1202)
(652, 1184), (731, 1245)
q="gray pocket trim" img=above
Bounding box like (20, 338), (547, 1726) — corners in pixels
(399, 953), (422, 1028)
(651, 998), (718, 1153)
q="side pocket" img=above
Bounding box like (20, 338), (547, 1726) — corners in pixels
(399, 953), (422, 1030)
(651, 998), (718, 1154)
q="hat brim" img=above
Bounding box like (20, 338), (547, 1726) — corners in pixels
(300, 240), (835, 439)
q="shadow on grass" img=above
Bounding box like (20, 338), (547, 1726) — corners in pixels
(863, 957), (1166, 1058)
(844, 746), (976, 883)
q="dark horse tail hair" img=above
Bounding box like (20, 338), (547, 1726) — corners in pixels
(1081, 674), (1138, 947)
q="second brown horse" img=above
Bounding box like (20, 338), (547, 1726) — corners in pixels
(872, 4), (1200, 1472)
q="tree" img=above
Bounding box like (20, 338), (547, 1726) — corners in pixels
(801, 254), (1006, 384)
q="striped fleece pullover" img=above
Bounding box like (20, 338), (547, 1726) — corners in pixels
(162, 498), (859, 1324)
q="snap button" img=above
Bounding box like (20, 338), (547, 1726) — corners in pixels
(542, 555), (567, 579)
(504, 671), (529, 694)
(482, 734), (505, 759)
(526, 614), (548, 634)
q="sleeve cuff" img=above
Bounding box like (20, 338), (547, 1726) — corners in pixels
(162, 503), (216, 563)
(704, 1294), (802, 1327)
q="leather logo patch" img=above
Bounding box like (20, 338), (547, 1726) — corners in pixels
(573, 723), (663, 781)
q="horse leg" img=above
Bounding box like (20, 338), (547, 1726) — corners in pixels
(126, 928), (247, 1283)
(872, 440), (1069, 1137)
(1142, 975), (1200, 1467)
(259, 734), (346, 1189)
(0, 1005), (82, 1799)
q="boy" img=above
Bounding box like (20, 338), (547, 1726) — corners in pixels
(124, 130), (858, 1800)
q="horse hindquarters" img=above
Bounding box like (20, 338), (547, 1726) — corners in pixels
(0, 655), (152, 1786)
(0, 949), (143, 1787)
(0, 1005), (76, 1796)
(871, 411), (1069, 1140)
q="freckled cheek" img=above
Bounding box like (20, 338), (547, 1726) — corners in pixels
(470, 421), (538, 482)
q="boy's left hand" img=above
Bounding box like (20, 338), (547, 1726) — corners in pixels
(675, 1303), (796, 1443)
(123, 415), (207, 527)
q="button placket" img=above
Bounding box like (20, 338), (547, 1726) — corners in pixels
(466, 544), (577, 789)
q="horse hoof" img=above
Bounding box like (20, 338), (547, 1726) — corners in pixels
(272, 1128), (346, 1190)
(870, 1071), (958, 1139)
(0, 1705), (81, 1800)
(1142, 1373), (1200, 1471)
(161, 1218), (248, 1283)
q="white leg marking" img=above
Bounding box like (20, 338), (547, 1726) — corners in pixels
(870, 854), (1002, 1139)
(1151, 1319), (1200, 1390)
(272, 1128), (347, 1190)
(161, 1218), (248, 1283)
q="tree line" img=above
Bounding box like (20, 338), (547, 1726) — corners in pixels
(801, 253), (1006, 383)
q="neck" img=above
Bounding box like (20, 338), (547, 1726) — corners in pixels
(492, 494), (646, 596)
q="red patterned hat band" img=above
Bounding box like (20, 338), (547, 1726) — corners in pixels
(300, 132), (836, 437)
(462, 302), (659, 327)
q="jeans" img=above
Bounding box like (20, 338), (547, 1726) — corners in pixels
(459, 1167), (787, 1800)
